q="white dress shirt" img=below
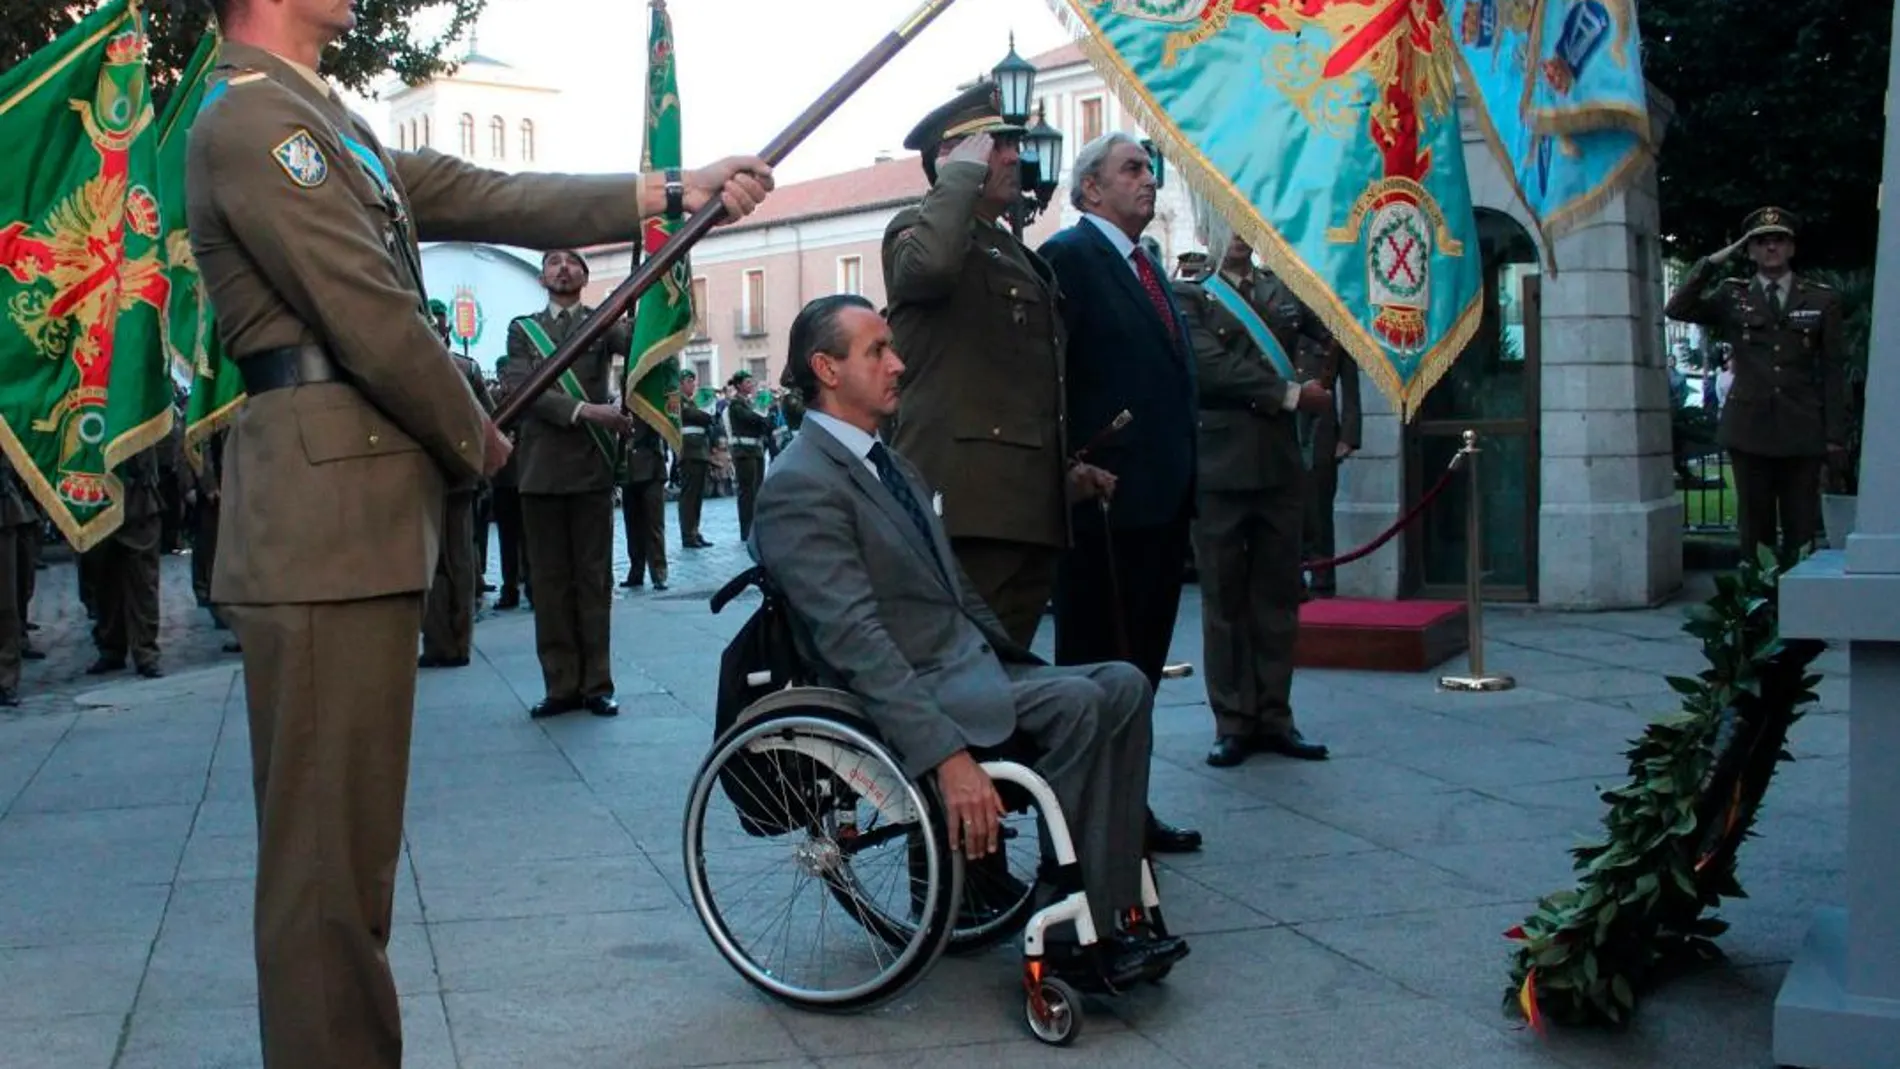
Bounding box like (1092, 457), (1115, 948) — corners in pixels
(805, 409), (882, 478)
(1082, 212), (1143, 276)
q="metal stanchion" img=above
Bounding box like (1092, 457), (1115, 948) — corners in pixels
(1438, 429), (1516, 692)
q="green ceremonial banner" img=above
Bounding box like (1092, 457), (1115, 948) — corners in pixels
(164, 29), (242, 471)
(623, 0), (691, 451)
(0, 0), (177, 551)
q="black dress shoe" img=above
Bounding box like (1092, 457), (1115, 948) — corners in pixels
(222, 641), (242, 654)
(419, 655), (470, 669)
(0, 688), (17, 707)
(24, 621), (38, 631)
(621, 576), (642, 589)
(136, 663), (164, 679)
(585, 695), (620, 718)
(1206, 735), (1251, 768)
(85, 658), (124, 676)
(530, 696), (582, 719)
(1146, 810), (1202, 853)
(21, 647), (44, 661)
(1258, 729), (1329, 761)
(651, 581), (668, 592)
(494, 594), (520, 610)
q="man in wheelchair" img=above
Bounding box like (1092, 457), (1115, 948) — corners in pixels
(747, 294), (1189, 987)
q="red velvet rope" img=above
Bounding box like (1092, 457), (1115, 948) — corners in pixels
(1301, 455), (1466, 573)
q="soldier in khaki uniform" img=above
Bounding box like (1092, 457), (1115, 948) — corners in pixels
(1173, 231), (1334, 767)
(420, 348), (495, 667)
(0, 456), (33, 706)
(186, 4), (772, 1064)
(677, 368), (715, 547)
(883, 82), (1105, 646)
(618, 418), (669, 590)
(726, 370), (771, 540)
(1665, 207), (1845, 561)
(84, 447), (165, 679)
(1296, 334), (1360, 596)
(503, 249), (634, 719)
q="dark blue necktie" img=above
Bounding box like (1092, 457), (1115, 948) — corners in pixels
(868, 442), (937, 554)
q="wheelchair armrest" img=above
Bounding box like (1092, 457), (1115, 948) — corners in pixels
(710, 565), (780, 615)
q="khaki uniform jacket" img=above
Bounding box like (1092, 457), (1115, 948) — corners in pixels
(622, 422), (667, 484)
(883, 160), (1070, 550)
(728, 401), (771, 458)
(1665, 261), (1845, 458)
(1173, 268), (1311, 493)
(680, 399), (714, 461)
(500, 306), (630, 495)
(1294, 334), (1361, 450)
(187, 43), (648, 604)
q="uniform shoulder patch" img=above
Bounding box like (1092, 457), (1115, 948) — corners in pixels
(271, 129), (328, 187)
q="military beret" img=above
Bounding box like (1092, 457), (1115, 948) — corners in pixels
(542, 248), (590, 272)
(728, 369), (753, 386)
(904, 80), (1026, 175)
(1742, 206), (1797, 241)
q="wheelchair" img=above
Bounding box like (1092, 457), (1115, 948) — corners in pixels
(683, 567), (1175, 1046)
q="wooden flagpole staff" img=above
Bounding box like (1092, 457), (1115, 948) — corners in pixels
(493, 0), (964, 429)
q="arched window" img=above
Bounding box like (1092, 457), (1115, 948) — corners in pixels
(490, 116), (506, 160)
(395, 123), (407, 150)
(408, 119), (418, 151)
(519, 119), (535, 163)
(458, 113), (475, 157)
(420, 115), (431, 148)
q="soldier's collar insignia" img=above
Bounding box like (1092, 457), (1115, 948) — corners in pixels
(272, 129), (328, 188)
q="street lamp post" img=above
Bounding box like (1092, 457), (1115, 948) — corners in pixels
(991, 35), (1065, 240)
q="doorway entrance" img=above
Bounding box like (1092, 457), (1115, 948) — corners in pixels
(1404, 209), (1543, 602)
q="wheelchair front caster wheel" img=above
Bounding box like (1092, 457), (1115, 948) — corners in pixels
(1025, 977), (1082, 1046)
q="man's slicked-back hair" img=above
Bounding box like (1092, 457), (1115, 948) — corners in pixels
(782, 294), (876, 403)
(207, 0), (238, 24)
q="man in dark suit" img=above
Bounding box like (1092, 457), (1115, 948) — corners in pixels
(502, 249), (635, 719)
(1665, 207), (1844, 561)
(753, 293), (1187, 985)
(1039, 131), (1202, 854)
(1175, 231), (1334, 766)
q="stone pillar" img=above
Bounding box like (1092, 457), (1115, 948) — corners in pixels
(1534, 177), (1684, 609)
(1334, 378), (1403, 599)
(1771, 17), (1900, 1065)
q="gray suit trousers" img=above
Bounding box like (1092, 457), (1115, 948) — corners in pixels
(1001, 660), (1152, 935)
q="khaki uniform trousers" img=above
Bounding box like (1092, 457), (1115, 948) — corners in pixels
(421, 490), (478, 660)
(521, 490), (615, 700)
(677, 459), (710, 543)
(1193, 486), (1304, 738)
(952, 537), (1061, 649)
(733, 451), (765, 541)
(619, 477), (668, 585)
(87, 513), (162, 669)
(224, 594), (423, 1069)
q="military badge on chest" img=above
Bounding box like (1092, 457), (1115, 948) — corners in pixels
(272, 130), (327, 187)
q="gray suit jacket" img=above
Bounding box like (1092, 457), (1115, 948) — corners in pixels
(750, 419), (1039, 778)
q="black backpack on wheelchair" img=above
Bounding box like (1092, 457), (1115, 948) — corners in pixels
(709, 565), (834, 838)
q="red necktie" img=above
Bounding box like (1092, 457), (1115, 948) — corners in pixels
(1132, 250), (1179, 347)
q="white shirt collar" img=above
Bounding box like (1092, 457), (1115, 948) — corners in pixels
(1756, 273), (1793, 299)
(806, 409), (881, 476)
(1083, 212), (1142, 274)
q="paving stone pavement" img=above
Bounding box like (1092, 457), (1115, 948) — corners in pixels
(0, 523), (1851, 1068)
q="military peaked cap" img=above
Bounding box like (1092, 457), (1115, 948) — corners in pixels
(904, 80), (1025, 159)
(1742, 206), (1798, 241)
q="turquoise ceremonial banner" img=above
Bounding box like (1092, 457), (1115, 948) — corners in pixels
(1451, 0), (1654, 243)
(1050, 0), (1485, 417)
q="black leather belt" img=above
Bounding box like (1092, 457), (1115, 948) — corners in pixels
(237, 344), (340, 395)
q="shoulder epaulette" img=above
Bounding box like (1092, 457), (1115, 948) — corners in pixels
(1718, 277), (1748, 287)
(1798, 277), (1833, 291)
(197, 68), (267, 115)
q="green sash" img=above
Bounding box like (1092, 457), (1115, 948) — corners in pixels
(1204, 275), (1297, 379)
(517, 317), (618, 471)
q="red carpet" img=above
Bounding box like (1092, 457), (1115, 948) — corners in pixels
(1296, 598), (1468, 672)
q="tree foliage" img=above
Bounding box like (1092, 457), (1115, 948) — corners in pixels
(1640, 0), (1890, 271)
(0, 0), (485, 106)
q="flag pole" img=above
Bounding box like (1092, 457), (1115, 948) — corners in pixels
(494, 0), (963, 429)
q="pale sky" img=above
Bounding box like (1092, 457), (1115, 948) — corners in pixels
(343, 0), (1074, 183)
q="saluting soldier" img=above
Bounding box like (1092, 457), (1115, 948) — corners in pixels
(1666, 207), (1845, 561)
(84, 447), (165, 679)
(882, 81), (1107, 646)
(186, 1), (772, 1063)
(420, 345), (496, 667)
(1173, 230), (1333, 768)
(503, 250), (635, 719)
(1295, 332), (1359, 597)
(726, 370), (770, 540)
(677, 368), (715, 547)
(618, 416), (669, 591)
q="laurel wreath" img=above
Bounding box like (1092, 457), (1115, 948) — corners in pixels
(1503, 551), (1823, 1027)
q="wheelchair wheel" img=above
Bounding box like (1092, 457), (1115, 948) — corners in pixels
(685, 710), (961, 1013)
(944, 802), (1040, 953)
